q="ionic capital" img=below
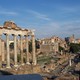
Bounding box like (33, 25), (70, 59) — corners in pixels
(12, 34), (17, 36)
(24, 35), (28, 37)
(4, 33), (9, 36)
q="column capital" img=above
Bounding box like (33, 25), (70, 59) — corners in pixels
(31, 31), (34, 35)
(24, 35), (28, 37)
(12, 34), (17, 36)
(4, 33), (9, 36)
(31, 35), (35, 37)
(19, 34), (23, 36)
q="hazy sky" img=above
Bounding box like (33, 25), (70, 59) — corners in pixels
(0, 0), (80, 39)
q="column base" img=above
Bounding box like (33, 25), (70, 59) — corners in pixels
(33, 60), (37, 65)
(21, 63), (25, 65)
(26, 62), (30, 65)
(33, 63), (36, 65)
(6, 66), (11, 68)
(14, 64), (18, 67)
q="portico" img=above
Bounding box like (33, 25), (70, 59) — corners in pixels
(0, 21), (36, 68)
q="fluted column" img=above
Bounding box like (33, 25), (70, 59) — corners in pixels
(20, 35), (24, 65)
(6, 34), (10, 68)
(25, 35), (30, 64)
(14, 34), (18, 67)
(32, 34), (36, 65)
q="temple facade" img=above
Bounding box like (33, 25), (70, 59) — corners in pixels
(0, 21), (36, 68)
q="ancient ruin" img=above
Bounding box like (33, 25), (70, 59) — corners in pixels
(0, 21), (36, 68)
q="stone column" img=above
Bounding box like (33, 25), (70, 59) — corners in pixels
(61, 50), (63, 55)
(0, 35), (2, 56)
(25, 35), (30, 64)
(69, 59), (72, 66)
(20, 35), (24, 65)
(31, 34), (36, 65)
(2, 41), (5, 62)
(6, 34), (10, 68)
(14, 34), (18, 67)
(0, 35), (2, 68)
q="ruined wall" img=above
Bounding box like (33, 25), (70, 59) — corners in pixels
(40, 45), (53, 53)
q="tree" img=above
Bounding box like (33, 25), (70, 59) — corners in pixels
(69, 43), (80, 53)
(59, 46), (64, 52)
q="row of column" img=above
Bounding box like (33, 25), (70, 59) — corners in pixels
(0, 33), (36, 68)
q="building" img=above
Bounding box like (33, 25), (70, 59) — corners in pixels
(65, 34), (80, 44)
(65, 34), (75, 43)
(40, 36), (68, 53)
(0, 21), (36, 68)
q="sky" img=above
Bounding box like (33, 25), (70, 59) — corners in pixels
(0, 0), (80, 39)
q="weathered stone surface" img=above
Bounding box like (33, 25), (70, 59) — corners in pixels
(3, 21), (17, 29)
(55, 74), (78, 80)
(3, 64), (41, 75)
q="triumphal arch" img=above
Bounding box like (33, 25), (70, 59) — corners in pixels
(0, 21), (36, 68)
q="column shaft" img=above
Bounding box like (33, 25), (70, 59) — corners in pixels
(2, 41), (5, 61)
(0, 35), (2, 68)
(32, 35), (36, 65)
(0, 35), (2, 56)
(20, 35), (23, 64)
(25, 35), (29, 64)
(6, 34), (10, 68)
(14, 35), (18, 66)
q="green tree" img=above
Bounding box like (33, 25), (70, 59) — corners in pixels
(69, 43), (80, 53)
(59, 46), (64, 52)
